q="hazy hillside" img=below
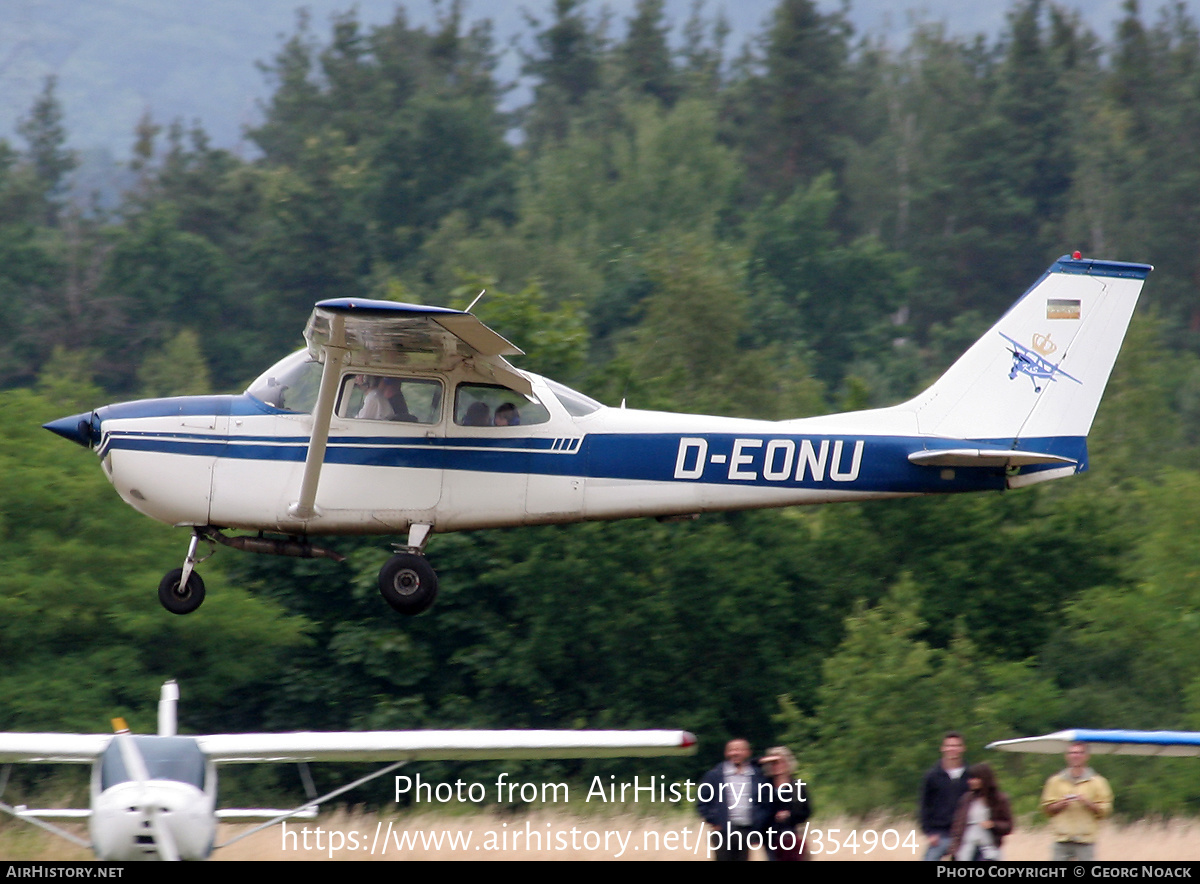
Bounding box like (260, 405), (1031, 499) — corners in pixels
(0, 0), (1136, 157)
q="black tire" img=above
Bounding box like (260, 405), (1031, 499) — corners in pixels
(158, 568), (206, 615)
(378, 554), (438, 615)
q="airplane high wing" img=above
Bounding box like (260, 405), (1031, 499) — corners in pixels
(197, 729), (697, 763)
(988, 729), (1200, 757)
(0, 682), (695, 861)
(43, 254), (1152, 615)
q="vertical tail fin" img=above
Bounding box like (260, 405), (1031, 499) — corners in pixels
(909, 256), (1151, 448)
(158, 680), (178, 737)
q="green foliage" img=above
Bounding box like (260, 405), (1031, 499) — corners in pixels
(137, 329), (213, 398)
(521, 0), (606, 148)
(457, 280), (589, 383)
(748, 175), (915, 387)
(783, 577), (1064, 815)
(618, 0), (679, 106)
(16, 76), (77, 221)
(0, 389), (308, 734)
(726, 0), (854, 196)
(36, 347), (104, 414)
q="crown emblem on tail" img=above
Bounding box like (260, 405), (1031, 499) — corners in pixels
(1031, 333), (1057, 356)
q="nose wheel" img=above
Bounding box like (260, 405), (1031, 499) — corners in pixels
(158, 529), (212, 614)
(378, 553), (438, 615)
(158, 568), (206, 614)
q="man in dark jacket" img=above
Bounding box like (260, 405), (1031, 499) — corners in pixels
(698, 738), (772, 860)
(920, 731), (968, 861)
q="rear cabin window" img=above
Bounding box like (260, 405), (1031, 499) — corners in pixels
(454, 383), (550, 427)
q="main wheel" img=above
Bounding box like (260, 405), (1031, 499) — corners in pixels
(158, 568), (206, 615)
(378, 553), (438, 615)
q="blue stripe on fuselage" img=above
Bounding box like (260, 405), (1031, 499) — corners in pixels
(97, 423), (1084, 495)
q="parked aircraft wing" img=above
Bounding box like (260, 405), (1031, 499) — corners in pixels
(0, 734), (111, 763)
(988, 729), (1200, 757)
(197, 729), (697, 764)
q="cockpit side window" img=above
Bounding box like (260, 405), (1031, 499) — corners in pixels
(454, 383), (550, 426)
(339, 375), (442, 424)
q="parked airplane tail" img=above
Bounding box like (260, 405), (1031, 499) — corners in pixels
(906, 255), (1151, 464)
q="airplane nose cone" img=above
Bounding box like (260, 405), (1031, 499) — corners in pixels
(43, 411), (98, 448)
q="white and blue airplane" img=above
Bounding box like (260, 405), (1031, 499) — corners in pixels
(0, 681), (695, 861)
(44, 254), (1151, 615)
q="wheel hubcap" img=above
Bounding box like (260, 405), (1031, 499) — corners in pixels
(393, 570), (420, 596)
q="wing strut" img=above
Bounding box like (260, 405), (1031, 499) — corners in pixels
(290, 315), (347, 520)
(216, 758), (409, 850)
(0, 798), (92, 849)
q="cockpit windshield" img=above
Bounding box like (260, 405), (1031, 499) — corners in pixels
(246, 350), (323, 413)
(99, 736), (207, 791)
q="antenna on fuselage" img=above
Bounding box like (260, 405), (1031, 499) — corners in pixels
(466, 289), (486, 313)
(158, 681), (178, 737)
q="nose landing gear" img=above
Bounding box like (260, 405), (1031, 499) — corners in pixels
(158, 530), (211, 615)
(158, 568), (206, 615)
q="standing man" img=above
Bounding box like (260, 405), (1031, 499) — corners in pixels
(920, 731), (969, 861)
(1041, 741), (1113, 860)
(698, 737), (770, 860)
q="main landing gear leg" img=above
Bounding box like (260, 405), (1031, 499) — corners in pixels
(158, 530), (209, 615)
(378, 524), (438, 616)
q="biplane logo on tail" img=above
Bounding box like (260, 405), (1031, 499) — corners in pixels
(1001, 332), (1082, 393)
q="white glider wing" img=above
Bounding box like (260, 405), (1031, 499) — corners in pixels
(988, 729), (1200, 757)
(0, 733), (110, 764)
(197, 729), (697, 764)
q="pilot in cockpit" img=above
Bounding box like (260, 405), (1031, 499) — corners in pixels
(463, 401), (491, 426)
(493, 402), (521, 426)
(357, 376), (416, 422)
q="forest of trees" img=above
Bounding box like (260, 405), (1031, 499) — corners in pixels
(5, 0), (1200, 819)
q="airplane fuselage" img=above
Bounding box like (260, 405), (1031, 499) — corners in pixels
(43, 256), (1150, 614)
(89, 735), (216, 861)
(91, 779), (215, 861)
(88, 373), (1050, 539)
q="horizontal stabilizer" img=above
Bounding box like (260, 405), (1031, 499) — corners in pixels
(989, 729), (1200, 757)
(908, 449), (1078, 468)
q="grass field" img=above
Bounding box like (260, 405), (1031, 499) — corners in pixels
(5, 812), (1200, 861)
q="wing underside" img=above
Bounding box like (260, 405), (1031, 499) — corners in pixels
(304, 299), (531, 396)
